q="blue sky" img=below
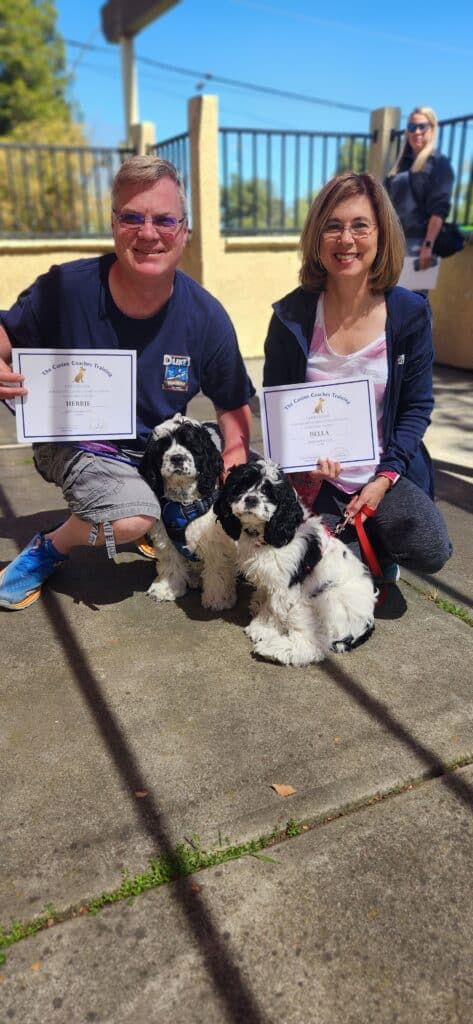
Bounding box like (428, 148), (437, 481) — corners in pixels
(57, 0), (473, 147)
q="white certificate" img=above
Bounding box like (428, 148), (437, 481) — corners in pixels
(397, 255), (440, 290)
(260, 378), (379, 472)
(11, 349), (137, 443)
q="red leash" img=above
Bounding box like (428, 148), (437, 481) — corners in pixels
(353, 505), (387, 607)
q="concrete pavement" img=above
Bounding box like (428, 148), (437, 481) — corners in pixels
(0, 362), (472, 1023)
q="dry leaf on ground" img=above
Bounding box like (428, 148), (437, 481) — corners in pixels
(270, 783), (296, 797)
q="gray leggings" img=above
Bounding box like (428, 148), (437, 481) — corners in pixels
(313, 478), (452, 574)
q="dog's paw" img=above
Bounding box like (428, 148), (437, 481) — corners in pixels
(245, 618), (275, 643)
(147, 577), (187, 602)
(253, 636), (325, 667)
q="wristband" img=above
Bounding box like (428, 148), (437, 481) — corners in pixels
(376, 471), (400, 489)
(423, 240), (433, 248)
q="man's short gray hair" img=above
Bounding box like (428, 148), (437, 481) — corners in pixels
(112, 155), (188, 218)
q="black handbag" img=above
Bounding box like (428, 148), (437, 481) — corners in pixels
(408, 170), (464, 259)
(432, 222), (464, 258)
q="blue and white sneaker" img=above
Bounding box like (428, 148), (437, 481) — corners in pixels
(378, 561), (401, 584)
(0, 532), (68, 610)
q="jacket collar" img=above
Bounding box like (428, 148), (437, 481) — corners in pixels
(273, 285), (428, 350)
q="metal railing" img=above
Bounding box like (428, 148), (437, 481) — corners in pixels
(389, 114), (473, 228)
(219, 128), (373, 235)
(0, 143), (135, 239)
(148, 132), (191, 226)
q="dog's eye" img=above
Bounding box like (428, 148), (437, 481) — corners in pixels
(261, 481), (276, 501)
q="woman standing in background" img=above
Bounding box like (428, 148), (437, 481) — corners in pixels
(384, 107), (454, 270)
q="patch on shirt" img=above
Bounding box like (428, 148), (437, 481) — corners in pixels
(162, 354), (191, 391)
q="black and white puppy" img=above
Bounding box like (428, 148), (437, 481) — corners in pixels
(140, 413), (237, 610)
(214, 458), (376, 666)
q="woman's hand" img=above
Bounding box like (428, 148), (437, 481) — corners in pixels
(418, 243), (435, 271)
(344, 476), (391, 522)
(315, 458), (342, 481)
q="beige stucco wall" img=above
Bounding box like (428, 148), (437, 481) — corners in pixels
(430, 240), (473, 369)
(1, 237), (471, 369)
(0, 235), (299, 360)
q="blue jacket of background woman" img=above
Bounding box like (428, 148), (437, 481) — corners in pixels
(262, 286), (435, 497)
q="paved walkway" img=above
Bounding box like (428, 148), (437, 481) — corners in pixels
(0, 363), (472, 1023)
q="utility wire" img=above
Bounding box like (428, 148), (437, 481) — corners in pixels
(64, 38), (371, 115)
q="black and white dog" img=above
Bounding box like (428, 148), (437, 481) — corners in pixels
(214, 459), (376, 666)
(140, 414), (237, 610)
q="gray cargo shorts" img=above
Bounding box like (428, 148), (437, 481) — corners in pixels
(32, 443), (161, 557)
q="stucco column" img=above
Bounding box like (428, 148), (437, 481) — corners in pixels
(368, 107), (401, 182)
(187, 94), (220, 288)
(129, 121), (156, 155)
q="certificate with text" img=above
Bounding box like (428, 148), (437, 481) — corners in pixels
(11, 349), (137, 443)
(260, 378), (379, 472)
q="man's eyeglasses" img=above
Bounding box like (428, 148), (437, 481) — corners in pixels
(407, 122), (431, 133)
(112, 209), (186, 235)
(322, 219), (376, 239)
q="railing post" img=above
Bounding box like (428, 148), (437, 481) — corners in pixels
(368, 107), (401, 181)
(187, 94), (220, 287)
(129, 121), (156, 155)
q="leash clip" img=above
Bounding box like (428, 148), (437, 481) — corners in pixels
(333, 511), (352, 536)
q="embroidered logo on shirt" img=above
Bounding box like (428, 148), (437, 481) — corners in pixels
(162, 354), (191, 391)
(397, 354), (405, 365)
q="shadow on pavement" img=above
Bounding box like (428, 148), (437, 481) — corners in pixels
(38, 587), (269, 1024)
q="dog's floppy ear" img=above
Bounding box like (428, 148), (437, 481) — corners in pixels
(214, 491), (242, 540)
(264, 477), (304, 547)
(195, 429), (224, 495)
(213, 468), (244, 540)
(139, 435), (167, 497)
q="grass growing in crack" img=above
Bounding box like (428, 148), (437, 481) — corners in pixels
(430, 592), (472, 627)
(285, 817), (302, 837)
(0, 832), (281, 958)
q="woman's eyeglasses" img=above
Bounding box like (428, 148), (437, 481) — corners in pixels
(407, 122), (431, 133)
(113, 209), (186, 235)
(322, 219), (376, 239)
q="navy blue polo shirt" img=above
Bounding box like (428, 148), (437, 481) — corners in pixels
(1, 254), (255, 449)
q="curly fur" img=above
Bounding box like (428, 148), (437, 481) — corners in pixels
(140, 413), (237, 610)
(215, 459), (376, 666)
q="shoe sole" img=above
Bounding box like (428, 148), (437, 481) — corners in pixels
(0, 586), (41, 610)
(136, 540), (156, 559)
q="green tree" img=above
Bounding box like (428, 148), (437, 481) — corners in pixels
(221, 174), (282, 231)
(336, 139), (369, 174)
(0, 0), (72, 135)
(0, 1), (104, 236)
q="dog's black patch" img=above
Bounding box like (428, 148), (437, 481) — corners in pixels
(289, 534), (324, 587)
(331, 622), (375, 653)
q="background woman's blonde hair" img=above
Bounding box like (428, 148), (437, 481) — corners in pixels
(387, 106), (438, 177)
(299, 171), (405, 293)
(112, 155), (188, 217)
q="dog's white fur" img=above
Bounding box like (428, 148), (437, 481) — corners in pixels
(215, 459), (376, 666)
(140, 414), (237, 610)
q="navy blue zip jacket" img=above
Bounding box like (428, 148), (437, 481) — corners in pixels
(263, 286), (435, 497)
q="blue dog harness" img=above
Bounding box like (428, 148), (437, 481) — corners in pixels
(161, 491), (220, 561)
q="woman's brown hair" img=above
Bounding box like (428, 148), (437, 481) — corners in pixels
(299, 171), (405, 293)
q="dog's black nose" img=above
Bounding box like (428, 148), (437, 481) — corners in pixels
(171, 454), (185, 467)
(244, 494), (259, 508)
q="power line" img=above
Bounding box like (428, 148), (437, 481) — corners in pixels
(64, 38), (371, 115)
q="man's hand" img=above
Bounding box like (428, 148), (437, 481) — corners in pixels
(0, 356), (26, 401)
(216, 404), (252, 477)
